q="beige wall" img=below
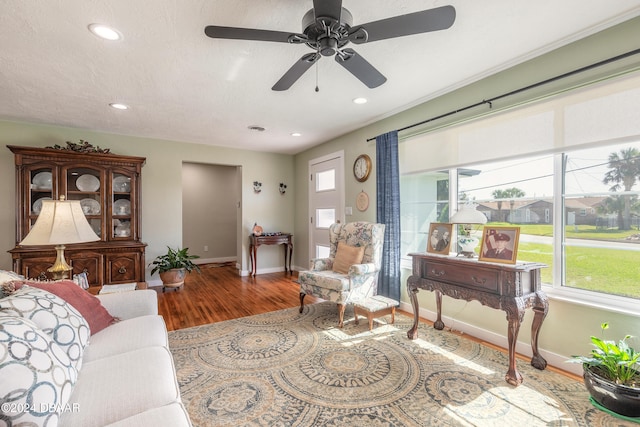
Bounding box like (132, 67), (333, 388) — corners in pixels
(292, 17), (640, 373)
(182, 162), (238, 262)
(0, 121), (295, 279)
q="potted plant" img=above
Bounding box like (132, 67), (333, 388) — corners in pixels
(568, 322), (640, 417)
(149, 247), (201, 292)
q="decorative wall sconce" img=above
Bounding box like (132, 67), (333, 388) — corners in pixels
(279, 183), (287, 195)
(253, 181), (262, 193)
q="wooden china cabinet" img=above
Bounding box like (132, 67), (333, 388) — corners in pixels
(7, 145), (147, 289)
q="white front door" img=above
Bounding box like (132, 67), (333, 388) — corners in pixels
(309, 151), (344, 260)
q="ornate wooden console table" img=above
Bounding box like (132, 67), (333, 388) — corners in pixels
(407, 252), (548, 386)
(249, 233), (293, 277)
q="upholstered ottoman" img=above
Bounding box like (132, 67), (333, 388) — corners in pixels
(354, 295), (399, 330)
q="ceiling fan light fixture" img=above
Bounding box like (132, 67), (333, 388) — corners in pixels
(88, 24), (122, 41)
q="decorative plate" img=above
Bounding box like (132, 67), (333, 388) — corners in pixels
(80, 198), (101, 215)
(76, 174), (100, 192)
(356, 191), (370, 212)
(115, 221), (131, 237)
(32, 197), (52, 214)
(113, 199), (131, 215)
(32, 171), (52, 190)
(113, 176), (131, 193)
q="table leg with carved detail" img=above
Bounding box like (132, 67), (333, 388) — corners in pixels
(504, 297), (526, 386)
(407, 282), (420, 339)
(433, 290), (445, 330)
(530, 291), (549, 370)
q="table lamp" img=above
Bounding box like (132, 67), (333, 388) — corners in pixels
(450, 203), (487, 257)
(20, 196), (100, 279)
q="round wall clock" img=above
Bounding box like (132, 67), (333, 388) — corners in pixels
(356, 191), (369, 212)
(353, 154), (372, 182)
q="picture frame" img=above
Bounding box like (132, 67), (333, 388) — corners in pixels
(478, 226), (520, 264)
(73, 271), (89, 290)
(426, 223), (453, 255)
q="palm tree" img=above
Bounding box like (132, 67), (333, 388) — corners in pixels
(492, 187), (526, 222)
(603, 147), (640, 230)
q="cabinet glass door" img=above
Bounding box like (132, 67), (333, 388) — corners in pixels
(65, 166), (103, 238)
(111, 171), (133, 240)
(28, 165), (54, 230)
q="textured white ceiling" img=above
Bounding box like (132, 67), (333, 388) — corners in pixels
(1, 1), (639, 154)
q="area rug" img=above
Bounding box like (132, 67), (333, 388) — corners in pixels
(168, 302), (633, 426)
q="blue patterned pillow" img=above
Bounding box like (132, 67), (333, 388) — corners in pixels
(0, 316), (76, 426)
(0, 286), (89, 371)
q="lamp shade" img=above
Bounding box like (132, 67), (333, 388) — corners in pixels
(20, 198), (100, 246)
(450, 203), (487, 225)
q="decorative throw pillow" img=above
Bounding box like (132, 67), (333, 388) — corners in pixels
(12, 279), (116, 336)
(0, 286), (89, 371)
(0, 316), (76, 426)
(332, 242), (365, 274)
(0, 269), (24, 298)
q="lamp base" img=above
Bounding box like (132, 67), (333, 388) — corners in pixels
(457, 236), (479, 258)
(47, 244), (72, 280)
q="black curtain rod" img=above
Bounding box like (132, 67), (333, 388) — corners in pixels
(367, 47), (640, 142)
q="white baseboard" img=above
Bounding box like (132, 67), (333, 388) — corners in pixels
(398, 301), (582, 377)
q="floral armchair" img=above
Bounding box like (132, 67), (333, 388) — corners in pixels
(298, 221), (385, 327)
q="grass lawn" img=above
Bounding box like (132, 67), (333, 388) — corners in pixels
(486, 222), (640, 299)
(517, 242), (640, 298)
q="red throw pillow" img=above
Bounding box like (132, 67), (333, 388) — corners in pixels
(13, 280), (116, 335)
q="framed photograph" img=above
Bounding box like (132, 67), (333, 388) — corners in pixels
(479, 226), (520, 264)
(426, 223), (453, 255)
(73, 271), (89, 289)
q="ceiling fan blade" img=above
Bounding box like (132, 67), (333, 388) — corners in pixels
(335, 48), (386, 89)
(313, 0), (343, 21)
(349, 5), (456, 44)
(272, 53), (320, 91)
(204, 26), (306, 44)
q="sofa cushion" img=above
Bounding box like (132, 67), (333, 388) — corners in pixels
(13, 280), (116, 335)
(82, 315), (169, 362)
(0, 286), (89, 371)
(0, 316), (76, 427)
(60, 346), (182, 427)
(104, 402), (192, 427)
(332, 242), (365, 274)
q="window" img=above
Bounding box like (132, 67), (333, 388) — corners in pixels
(563, 143), (640, 299)
(399, 71), (640, 310)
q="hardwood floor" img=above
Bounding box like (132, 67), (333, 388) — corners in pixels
(154, 262), (320, 331)
(153, 262), (582, 381)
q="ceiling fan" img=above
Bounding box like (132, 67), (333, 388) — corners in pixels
(204, 0), (456, 91)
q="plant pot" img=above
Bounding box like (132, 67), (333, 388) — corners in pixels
(159, 268), (187, 292)
(583, 364), (640, 417)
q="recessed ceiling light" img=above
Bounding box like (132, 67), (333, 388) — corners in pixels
(109, 103), (129, 110)
(291, 132), (302, 137)
(353, 97), (367, 104)
(88, 24), (122, 41)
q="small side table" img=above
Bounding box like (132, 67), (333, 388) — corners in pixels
(354, 295), (399, 330)
(249, 233), (293, 276)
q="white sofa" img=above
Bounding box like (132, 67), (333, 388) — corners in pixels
(0, 279), (191, 427)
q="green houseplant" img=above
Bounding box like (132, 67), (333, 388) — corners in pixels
(149, 247), (201, 292)
(568, 322), (640, 417)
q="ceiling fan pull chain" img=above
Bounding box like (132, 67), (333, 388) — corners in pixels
(315, 49), (320, 92)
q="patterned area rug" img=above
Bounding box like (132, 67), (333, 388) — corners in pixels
(168, 302), (633, 426)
